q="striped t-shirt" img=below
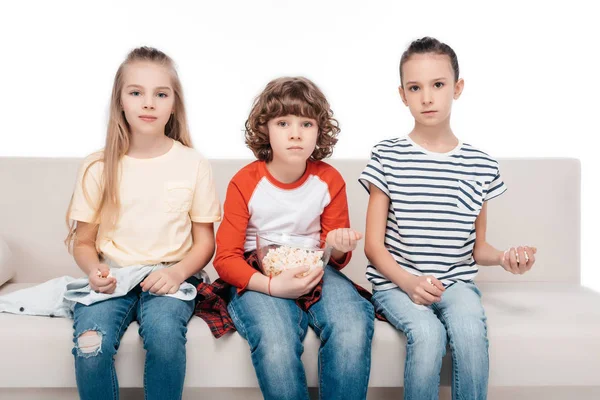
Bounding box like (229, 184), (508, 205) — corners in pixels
(358, 136), (507, 291)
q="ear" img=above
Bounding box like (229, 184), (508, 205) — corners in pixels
(453, 78), (465, 100)
(398, 85), (409, 106)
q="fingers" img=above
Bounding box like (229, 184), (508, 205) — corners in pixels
(342, 229), (350, 248)
(508, 248), (519, 274)
(428, 276), (445, 292)
(102, 281), (117, 294)
(90, 275), (116, 292)
(329, 228), (364, 252)
(353, 230), (364, 241)
(141, 273), (160, 292)
(423, 281), (444, 299)
(288, 265), (311, 277)
(92, 279), (116, 293)
(148, 277), (167, 293)
(97, 264), (110, 277)
(156, 283), (175, 295)
(517, 246), (532, 274)
(420, 286), (440, 303)
(524, 246), (536, 271)
(305, 269), (324, 292)
(336, 229), (343, 248)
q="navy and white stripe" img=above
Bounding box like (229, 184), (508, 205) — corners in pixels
(359, 137), (507, 291)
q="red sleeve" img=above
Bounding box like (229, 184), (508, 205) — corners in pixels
(213, 174), (258, 291)
(319, 165), (352, 270)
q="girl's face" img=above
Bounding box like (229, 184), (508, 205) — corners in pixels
(120, 62), (175, 137)
(267, 114), (319, 166)
(399, 53), (464, 127)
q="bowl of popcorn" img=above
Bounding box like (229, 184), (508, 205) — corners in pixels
(255, 232), (332, 277)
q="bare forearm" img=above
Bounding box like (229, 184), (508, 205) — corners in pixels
(73, 244), (101, 275)
(365, 243), (414, 291)
(473, 241), (503, 266)
(246, 272), (269, 294)
(170, 240), (215, 282)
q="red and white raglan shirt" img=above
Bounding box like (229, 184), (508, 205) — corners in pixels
(213, 160), (352, 291)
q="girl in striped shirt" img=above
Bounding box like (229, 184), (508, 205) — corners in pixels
(360, 37), (537, 400)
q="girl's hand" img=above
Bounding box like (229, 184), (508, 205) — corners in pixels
(401, 275), (445, 305)
(269, 265), (324, 299)
(500, 246), (537, 275)
(326, 228), (364, 253)
(89, 263), (117, 294)
(141, 267), (183, 295)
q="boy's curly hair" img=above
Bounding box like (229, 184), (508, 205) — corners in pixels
(244, 77), (340, 162)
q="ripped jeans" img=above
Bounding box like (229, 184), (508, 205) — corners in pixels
(72, 281), (196, 400)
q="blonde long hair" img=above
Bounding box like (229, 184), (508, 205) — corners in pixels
(65, 47), (192, 252)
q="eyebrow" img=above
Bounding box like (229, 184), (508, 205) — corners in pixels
(125, 84), (172, 91)
(405, 77), (448, 85)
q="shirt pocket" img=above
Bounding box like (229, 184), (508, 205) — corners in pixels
(165, 181), (193, 213)
(455, 179), (484, 213)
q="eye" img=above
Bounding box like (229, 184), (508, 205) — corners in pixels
(303, 121), (313, 128)
(130, 91), (141, 96)
(277, 121), (288, 127)
(434, 82), (444, 88)
(408, 85), (419, 92)
(157, 92), (168, 98)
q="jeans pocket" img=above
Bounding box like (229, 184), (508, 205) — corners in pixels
(456, 179), (483, 213)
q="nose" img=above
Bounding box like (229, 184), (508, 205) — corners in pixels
(289, 124), (301, 140)
(421, 88), (433, 105)
(143, 97), (155, 110)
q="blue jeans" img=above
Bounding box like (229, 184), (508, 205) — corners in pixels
(72, 282), (196, 400)
(228, 265), (375, 400)
(372, 281), (489, 400)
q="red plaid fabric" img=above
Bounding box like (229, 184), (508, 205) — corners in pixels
(195, 251), (387, 338)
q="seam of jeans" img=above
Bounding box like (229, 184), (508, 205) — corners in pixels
(139, 294), (148, 400)
(227, 298), (249, 339)
(112, 363), (119, 400)
(116, 295), (139, 342)
(362, 300), (375, 400)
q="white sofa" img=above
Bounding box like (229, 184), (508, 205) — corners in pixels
(0, 157), (599, 400)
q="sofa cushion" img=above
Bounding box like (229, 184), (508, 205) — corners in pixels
(0, 238), (14, 287)
(1, 281), (598, 388)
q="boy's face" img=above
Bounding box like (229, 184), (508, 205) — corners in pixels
(120, 61), (175, 137)
(267, 114), (319, 165)
(399, 53), (464, 127)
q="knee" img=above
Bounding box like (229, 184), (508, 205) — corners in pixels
(450, 317), (488, 352)
(142, 321), (188, 358)
(251, 328), (302, 368)
(406, 319), (447, 357)
(74, 329), (113, 360)
(326, 312), (374, 355)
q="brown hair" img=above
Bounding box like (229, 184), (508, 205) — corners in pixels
(244, 77), (340, 162)
(65, 46), (192, 252)
(399, 37), (460, 86)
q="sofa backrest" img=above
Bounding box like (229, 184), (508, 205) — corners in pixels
(0, 158), (580, 286)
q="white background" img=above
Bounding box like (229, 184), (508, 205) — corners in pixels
(1, 1), (598, 291)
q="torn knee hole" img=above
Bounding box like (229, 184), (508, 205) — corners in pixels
(77, 330), (103, 354)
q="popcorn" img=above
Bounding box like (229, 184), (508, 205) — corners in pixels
(261, 245), (324, 276)
(96, 269), (113, 279)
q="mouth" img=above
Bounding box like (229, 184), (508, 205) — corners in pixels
(421, 110), (438, 115)
(287, 146), (304, 151)
(139, 115), (157, 122)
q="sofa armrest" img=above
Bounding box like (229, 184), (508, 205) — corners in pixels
(0, 238), (14, 287)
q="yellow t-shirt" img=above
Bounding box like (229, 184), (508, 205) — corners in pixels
(69, 139), (221, 266)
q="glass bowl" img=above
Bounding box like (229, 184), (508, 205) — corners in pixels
(255, 231), (332, 277)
